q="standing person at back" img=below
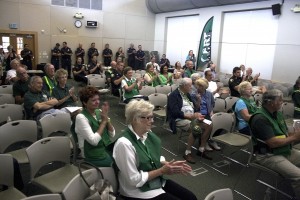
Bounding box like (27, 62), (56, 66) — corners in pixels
(88, 43), (99, 64)
(186, 50), (196, 69)
(135, 45), (145, 70)
(102, 44), (112, 67)
(60, 42), (73, 79)
(5, 45), (18, 71)
(229, 66), (242, 97)
(75, 43), (85, 64)
(127, 43), (136, 69)
(21, 44), (33, 70)
(51, 43), (61, 70)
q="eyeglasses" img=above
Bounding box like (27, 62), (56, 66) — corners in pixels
(140, 116), (154, 120)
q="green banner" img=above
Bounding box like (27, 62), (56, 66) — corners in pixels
(197, 16), (213, 71)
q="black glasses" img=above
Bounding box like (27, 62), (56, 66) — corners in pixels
(140, 116), (154, 120)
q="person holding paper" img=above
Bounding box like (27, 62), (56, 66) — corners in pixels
(52, 69), (78, 109)
(113, 99), (197, 200)
(75, 86), (115, 167)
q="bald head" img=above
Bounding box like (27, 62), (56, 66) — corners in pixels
(16, 67), (29, 82)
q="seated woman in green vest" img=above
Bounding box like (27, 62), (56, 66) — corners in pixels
(234, 81), (258, 135)
(158, 65), (173, 86)
(113, 99), (197, 200)
(144, 63), (160, 87)
(75, 86), (115, 167)
(121, 66), (144, 104)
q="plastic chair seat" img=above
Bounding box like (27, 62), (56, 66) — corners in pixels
(0, 187), (26, 199)
(33, 164), (78, 193)
(9, 149), (29, 164)
(153, 109), (166, 117)
(213, 132), (250, 147)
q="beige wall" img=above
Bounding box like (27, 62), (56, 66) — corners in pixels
(0, 0), (155, 64)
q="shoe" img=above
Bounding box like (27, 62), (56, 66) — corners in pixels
(196, 150), (213, 160)
(209, 141), (221, 151)
(205, 143), (213, 151)
(183, 153), (196, 164)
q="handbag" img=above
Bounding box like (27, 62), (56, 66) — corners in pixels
(78, 161), (116, 200)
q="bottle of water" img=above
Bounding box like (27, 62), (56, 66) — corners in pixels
(7, 116), (12, 123)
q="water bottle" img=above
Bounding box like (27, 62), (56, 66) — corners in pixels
(7, 116), (12, 123)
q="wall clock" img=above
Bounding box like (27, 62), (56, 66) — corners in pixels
(74, 20), (82, 28)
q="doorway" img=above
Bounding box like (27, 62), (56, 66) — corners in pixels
(0, 30), (38, 69)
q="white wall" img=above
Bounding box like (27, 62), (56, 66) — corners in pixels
(0, 0), (156, 65)
(154, 0), (300, 83)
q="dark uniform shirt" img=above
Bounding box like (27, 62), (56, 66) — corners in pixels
(229, 76), (242, 97)
(75, 47), (85, 63)
(136, 50), (145, 60)
(61, 47), (72, 62)
(52, 84), (76, 109)
(73, 63), (86, 76)
(159, 58), (170, 68)
(88, 47), (99, 63)
(88, 61), (102, 74)
(102, 48), (113, 66)
(13, 79), (30, 98)
(110, 68), (123, 96)
(51, 47), (61, 69)
(21, 48), (33, 69)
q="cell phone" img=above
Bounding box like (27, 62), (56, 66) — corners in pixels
(203, 119), (212, 125)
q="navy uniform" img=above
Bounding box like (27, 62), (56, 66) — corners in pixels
(228, 75), (242, 97)
(61, 45), (73, 78)
(110, 68), (123, 96)
(102, 48), (112, 67)
(51, 43), (61, 70)
(75, 47), (85, 63)
(88, 61), (102, 75)
(127, 47), (136, 68)
(135, 49), (145, 70)
(88, 47), (99, 63)
(21, 48), (33, 70)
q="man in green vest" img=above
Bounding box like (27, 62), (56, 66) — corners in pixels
(184, 60), (196, 78)
(249, 89), (300, 199)
(42, 63), (57, 95)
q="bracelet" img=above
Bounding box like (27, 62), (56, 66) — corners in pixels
(108, 117), (111, 123)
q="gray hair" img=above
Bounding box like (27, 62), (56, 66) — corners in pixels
(238, 81), (252, 95)
(262, 89), (283, 105)
(190, 73), (201, 83)
(29, 75), (42, 85)
(44, 63), (53, 72)
(10, 59), (19, 67)
(178, 77), (192, 87)
(125, 99), (154, 124)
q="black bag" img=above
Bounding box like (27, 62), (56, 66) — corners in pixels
(78, 161), (117, 200)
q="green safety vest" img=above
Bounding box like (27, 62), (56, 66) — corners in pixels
(124, 79), (139, 99)
(81, 109), (111, 160)
(43, 76), (56, 95)
(146, 72), (159, 87)
(122, 128), (164, 192)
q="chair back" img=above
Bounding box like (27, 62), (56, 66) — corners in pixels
(0, 85), (13, 94)
(0, 154), (14, 187)
(0, 120), (38, 153)
(281, 102), (294, 119)
(0, 104), (24, 125)
(86, 74), (104, 79)
(20, 194), (62, 200)
(139, 86), (155, 96)
(39, 113), (72, 138)
(204, 188), (233, 200)
(62, 167), (118, 200)
(148, 93), (168, 108)
(88, 77), (106, 88)
(211, 112), (234, 136)
(155, 85), (171, 95)
(213, 98), (226, 113)
(26, 136), (71, 179)
(225, 96), (239, 112)
(0, 94), (15, 104)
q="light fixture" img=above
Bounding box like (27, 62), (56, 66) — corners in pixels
(291, 4), (300, 13)
(74, 12), (84, 19)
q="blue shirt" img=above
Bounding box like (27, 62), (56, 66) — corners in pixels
(235, 99), (248, 130)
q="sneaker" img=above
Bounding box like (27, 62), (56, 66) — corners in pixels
(209, 141), (221, 151)
(205, 143), (213, 151)
(196, 150), (213, 160)
(183, 153), (196, 164)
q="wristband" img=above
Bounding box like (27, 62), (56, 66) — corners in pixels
(108, 117), (111, 123)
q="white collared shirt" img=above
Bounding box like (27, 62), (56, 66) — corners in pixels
(113, 125), (165, 198)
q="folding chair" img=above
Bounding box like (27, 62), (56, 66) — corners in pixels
(210, 112), (251, 175)
(62, 167), (118, 200)
(281, 102), (294, 119)
(0, 120), (38, 164)
(213, 98), (226, 113)
(88, 77), (107, 89)
(0, 104), (24, 125)
(0, 85), (13, 94)
(148, 93), (168, 126)
(0, 94), (15, 104)
(139, 86), (155, 96)
(26, 137), (79, 193)
(155, 85), (172, 95)
(225, 96), (239, 112)
(204, 188), (233, 200)
(0, 154), (26, 199)
(39, 113), (72, 138)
